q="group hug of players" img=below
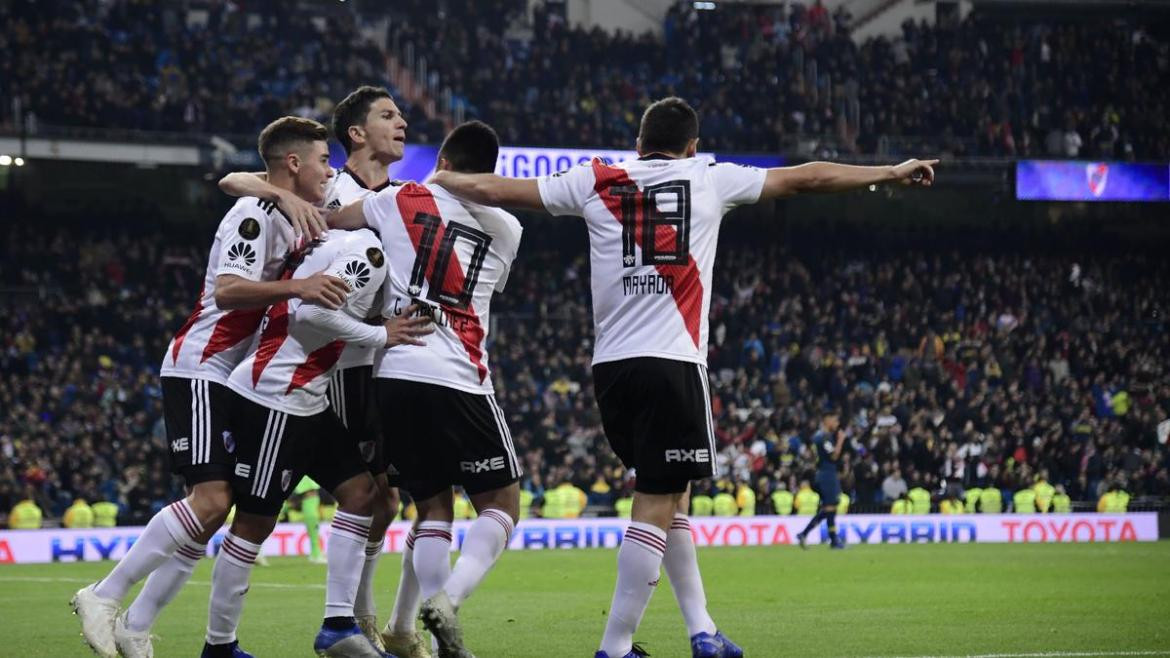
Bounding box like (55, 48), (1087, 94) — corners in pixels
(68, 85), (936, 658)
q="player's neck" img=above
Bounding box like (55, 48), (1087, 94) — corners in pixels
(345, 151), (391, 189)
(265, 170), (302, 198)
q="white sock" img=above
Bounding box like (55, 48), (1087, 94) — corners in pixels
(663, 514), (717, 637)
(445, 508), (513, 608)
(124, 541), (206, 632)
(206, 532), (260, 645)
(95, 499), (203, 601)
(389, 530), (421, 634)
(354, 538), (384, 618)
(600, 522), (667, 657)
(412, 521), (452, 599)
(326, 511), (373, 619)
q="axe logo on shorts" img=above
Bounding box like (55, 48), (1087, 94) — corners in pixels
(460, 456), (506, 473)
(664, 448), (710, 463)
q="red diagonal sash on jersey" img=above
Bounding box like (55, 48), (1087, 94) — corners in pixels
(249, 257), (304, 387)
(251, 302), (289, 387)
(395, 183), (489, 383)
(202, 308), (266, 364)
(592, 159), (703, 348)
(170, 283), (205, 364)
(286, 339), (345, 393)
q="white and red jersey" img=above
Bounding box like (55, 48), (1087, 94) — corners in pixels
(323, 167), (392, 371)
(227, 229), (388, 416)
(537, 156), (765, 366)
(362, 182), (522, 394)
(161, 197), (293, 384)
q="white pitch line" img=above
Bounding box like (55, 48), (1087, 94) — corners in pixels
(888, 652), (1168, 658)
(0, 575), (325, 590)
(884, 646), (1170, 650)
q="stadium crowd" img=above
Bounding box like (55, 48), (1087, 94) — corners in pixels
(0, 0), (445, 143)
(1, 0), (1166, 159)
(395, 0), (1168, 158)
(3, 218), (1167, 527)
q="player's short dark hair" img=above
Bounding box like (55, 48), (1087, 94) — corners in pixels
(438, 120), (499, 174)
(257, 116), (328, 167)
(332, 85), (394, 154)
(638, 97), (699, 155)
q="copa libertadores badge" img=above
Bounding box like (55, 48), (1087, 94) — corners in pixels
(366, 247), (385, 268)
(238, 217), (261, 240)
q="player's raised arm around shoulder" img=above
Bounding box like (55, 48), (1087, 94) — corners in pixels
(431, 171), (545, 211)
(218, 171), (327, 241)
(327, 199), (368, 230)
(758, 159), (938, 200)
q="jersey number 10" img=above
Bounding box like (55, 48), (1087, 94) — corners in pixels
(612, 180), (692, 268)
(407, 213), (492, 310)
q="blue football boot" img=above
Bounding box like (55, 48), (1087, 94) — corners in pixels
(595, 642), (650, 657)
(313, 622), (388, 657)
(691, 630), (744, 658)
(200, 640), (256, 658)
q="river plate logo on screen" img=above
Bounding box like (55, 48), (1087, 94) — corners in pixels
(1086, 162), (1109, 197)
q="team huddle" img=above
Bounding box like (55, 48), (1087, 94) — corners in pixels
(69, 86), (936, 658)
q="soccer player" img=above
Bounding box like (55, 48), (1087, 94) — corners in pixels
(70, 116), (353, 658)
(204, 227), (431, 658)
(796, 409), (847, 549)
(429, 97), (936, 658)
(330, 120), (524, 658)
(290, 476), (328, 564)
(219, 85), (419, 653)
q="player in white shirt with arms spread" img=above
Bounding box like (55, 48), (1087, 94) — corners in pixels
(431, 97), (937, 658)
(204, 227), (431, 658)
(331, 121), (523, 658)
(71, 117), (353, 658)
(219, 85), (424, 656)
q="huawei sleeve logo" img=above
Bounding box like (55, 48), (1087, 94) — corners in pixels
(341, 260), (371, 289)
(227, 242), (257, 267)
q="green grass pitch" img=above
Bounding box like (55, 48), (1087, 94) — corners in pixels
(3, 542), (1169, 657)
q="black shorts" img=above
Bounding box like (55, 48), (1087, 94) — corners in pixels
(376, 378), (521, 502)
(326, 365), (389, 475)
(162, 377), (235, 486)
(228, 392), (370, 516)
(592, 357), (717, 494)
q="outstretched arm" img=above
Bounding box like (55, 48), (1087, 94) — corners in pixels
(759, 159), (937, 200)
(430, 171), (546, 210)
(218, 171), (328, 241)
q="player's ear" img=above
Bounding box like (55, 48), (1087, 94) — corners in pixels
(686, 138), (699, 158)
(436, 156), (453, 172)
(348, 125), (366, 148)
(635, 136), (644, 156)
(286, 150), (301, 174)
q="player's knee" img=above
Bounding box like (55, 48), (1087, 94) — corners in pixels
(188, 482), (233, 527)
(337, 475), (377, 516)
(231, 512), (278, 544)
